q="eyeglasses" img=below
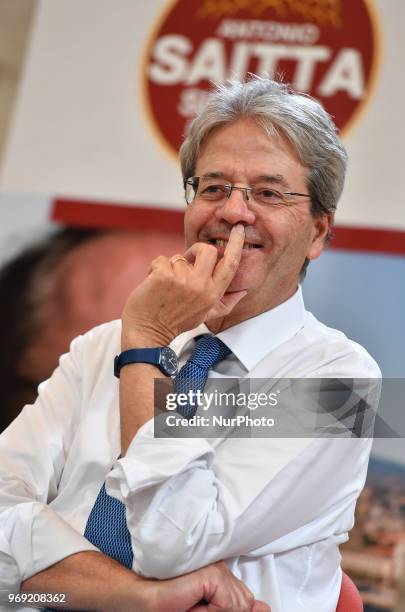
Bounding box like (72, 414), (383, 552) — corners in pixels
(184, 176), (311, 207)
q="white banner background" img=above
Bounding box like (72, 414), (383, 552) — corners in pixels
(0, 0), (404, 232)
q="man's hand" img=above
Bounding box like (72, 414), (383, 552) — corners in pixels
(151, 561), (271, 612)
(121, 224), (246, 348)
(119, 224), (247, 450)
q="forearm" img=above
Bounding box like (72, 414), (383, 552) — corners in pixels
(20, 552), (270, 612)
(119, 363), (163, 455)
(20, 550), (150, 612)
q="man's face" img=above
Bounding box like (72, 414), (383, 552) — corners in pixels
(184, 118), (329, 314)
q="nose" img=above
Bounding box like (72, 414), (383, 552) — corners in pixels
(214, 187), (256, 226)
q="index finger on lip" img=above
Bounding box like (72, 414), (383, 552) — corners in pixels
(212, 224), (245, 289)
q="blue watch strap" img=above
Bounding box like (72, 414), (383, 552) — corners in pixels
(114, 348), (160, 378)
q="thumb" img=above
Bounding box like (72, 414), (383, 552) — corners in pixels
(221, 290), (248, 310)
(206, 290), (248, 321)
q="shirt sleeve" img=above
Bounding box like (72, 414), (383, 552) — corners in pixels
(0, 334), (97, 592)
(106, 374), (378, 579)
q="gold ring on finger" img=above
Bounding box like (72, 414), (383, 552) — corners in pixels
(170, 256), (188, 265)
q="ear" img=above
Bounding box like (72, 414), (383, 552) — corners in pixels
(307, 212), (333, 261)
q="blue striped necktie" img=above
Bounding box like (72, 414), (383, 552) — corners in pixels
(83, 478), (133, 568)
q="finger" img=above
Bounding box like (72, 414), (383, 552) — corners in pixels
(161, 573), (207, 612)
(150, 255), (174, 274)
(170, 254), (189, 266)
(146, 256), (173, 280)
(184, 243), (219, 276)
(170, 254), (192, 278)
(227, 577), (255, 612)
(252, 601), (271, 612)
(212, 224), (245, 292)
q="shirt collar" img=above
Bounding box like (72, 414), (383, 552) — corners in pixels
(171, 286), (306, 372)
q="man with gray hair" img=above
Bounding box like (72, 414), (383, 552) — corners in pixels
(0, 77), (379, 611)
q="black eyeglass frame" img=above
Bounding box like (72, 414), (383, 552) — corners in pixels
(183, 176), (312, 207)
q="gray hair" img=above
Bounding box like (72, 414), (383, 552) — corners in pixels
(179, 76), (348, 219)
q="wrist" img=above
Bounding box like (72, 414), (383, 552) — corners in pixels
(99, 573), (153, 612)
(121, 318), (175, 349)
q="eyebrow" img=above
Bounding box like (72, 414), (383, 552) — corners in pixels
(201, 172), (289, 188)
(201, 172), (226, 179)
(255, 174), (289, 188)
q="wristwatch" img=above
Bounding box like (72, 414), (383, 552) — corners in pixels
(114, 347), (178, 378)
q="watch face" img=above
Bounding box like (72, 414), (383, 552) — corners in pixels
(160, 347), (178, 376)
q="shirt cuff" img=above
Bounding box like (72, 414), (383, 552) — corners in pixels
(2, 503), (98, 584)
(106, 416), (214, 502)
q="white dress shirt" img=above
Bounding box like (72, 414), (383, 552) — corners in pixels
(0, 288), (380, 612)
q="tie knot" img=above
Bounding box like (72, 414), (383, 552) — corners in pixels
(190, 335), (231, 370)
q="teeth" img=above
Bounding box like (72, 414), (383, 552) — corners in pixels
(212, 239), (258, 250)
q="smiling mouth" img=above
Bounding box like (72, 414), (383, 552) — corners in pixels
(209, 238), (262, 250)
